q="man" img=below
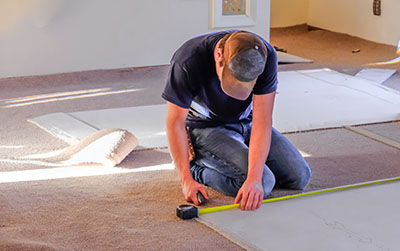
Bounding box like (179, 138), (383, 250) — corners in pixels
(162, 30), (311, 211)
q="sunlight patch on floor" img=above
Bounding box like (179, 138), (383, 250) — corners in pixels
(0, 163), (174, 184)
(0, 145), (24, 149)
(2, 88), (143, 108)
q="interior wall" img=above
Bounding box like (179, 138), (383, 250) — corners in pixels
(270, 0), (309, 28)
(270, 0), (400, 46)
(0, 0), (270, 79)
(308, 0), (400, 46)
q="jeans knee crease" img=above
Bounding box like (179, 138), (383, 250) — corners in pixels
(201, 148), (247, 178)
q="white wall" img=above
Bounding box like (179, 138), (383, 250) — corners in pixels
(308, 0), (400, 46)
(270, 0), (309, 28)
(270, 0), (400, 46)
(0, 0), (270, 78)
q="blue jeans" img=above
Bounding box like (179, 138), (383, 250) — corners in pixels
(189, 121), (311, 198)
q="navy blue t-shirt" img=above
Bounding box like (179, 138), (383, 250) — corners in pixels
(162, 30), (278, 128)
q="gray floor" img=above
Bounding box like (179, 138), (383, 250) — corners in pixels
(198, 180), (400, 251)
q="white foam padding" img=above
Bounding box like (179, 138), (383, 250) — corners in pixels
(29, 69), (400, 148)
(197, 181), (400, 251)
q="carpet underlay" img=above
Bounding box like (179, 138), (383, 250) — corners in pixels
(29, 68), (400, 148)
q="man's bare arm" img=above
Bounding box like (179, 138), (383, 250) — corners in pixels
(234, 91), (276, 210)
(165, 102), (209, 205)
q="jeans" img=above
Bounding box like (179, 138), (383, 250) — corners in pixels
(188, 121), (311, 198)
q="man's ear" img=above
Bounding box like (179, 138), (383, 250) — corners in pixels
(215, 48), (223, 61)
(216, 48), (226, 68)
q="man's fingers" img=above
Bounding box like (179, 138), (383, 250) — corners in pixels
(184, 188), (200, 205)
(182, 180), (209, 206)
(199, 187), (209, 200)
(252, 191), (262, 210)
(240, 190), (249, 210)
(185, 194), (193, 203)
(236, 181), (265, 210)
(250, 193), (257, 210)
(234, 191), (243, 204)
(251, 191), (260, 210)
(245, 191), (255, 211)
(193, 184), (210, 205)
(256, 193), (263, 209)
(192, 192), (201, 205)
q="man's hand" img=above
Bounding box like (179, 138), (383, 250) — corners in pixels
(236, 93), (275, 211)
(182, 178), (209, 206)
(234, 179), (264, 210)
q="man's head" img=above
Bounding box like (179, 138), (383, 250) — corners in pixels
(215, 31), (267, 100)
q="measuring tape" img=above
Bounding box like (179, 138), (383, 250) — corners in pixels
(177, 176), (400, 220)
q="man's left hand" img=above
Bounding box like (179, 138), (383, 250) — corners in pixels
(234, 179), (264, 210)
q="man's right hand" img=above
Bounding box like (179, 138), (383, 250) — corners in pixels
(181, 178), (209, 206)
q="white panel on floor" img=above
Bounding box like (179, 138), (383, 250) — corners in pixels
(70, 105), (167, 149)
(277, 51), (312, 63)
(28, 112), (98, 145)
(355, 68), (397, 85)
(30, 105), (167, 149)
(273, 68), (400, 132)
(29, 69), (400, 148)
(197, 181), (400, 251)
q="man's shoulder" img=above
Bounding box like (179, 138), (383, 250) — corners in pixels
(171, 30), (233, 65)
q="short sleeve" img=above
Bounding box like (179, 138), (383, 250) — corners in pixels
(161, 62), (194, 109)
(252, 46), (278, 95)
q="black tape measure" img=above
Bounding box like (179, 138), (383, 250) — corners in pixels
(176, 192), (206, 220)
(176, 205), (199, 220)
